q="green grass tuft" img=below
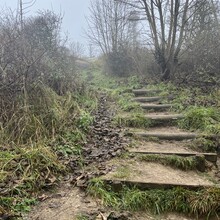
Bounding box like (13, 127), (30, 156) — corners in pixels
(139, 154), (203, 171)
(88, 179), (220, 217)
(114, 113), (151, 128)
(178, 106), (220, 134)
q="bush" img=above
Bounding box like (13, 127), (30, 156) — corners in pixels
(104, 47), (134, 76)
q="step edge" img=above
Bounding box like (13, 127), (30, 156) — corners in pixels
(102, 179), (219, 190)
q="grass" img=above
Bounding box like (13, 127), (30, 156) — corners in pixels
(187, 137), (218, 153)
(85, 68), (142, 91)
(0, 144), (65, 214)
(116, 93), (142, 113)
(76, 214), (89, 220)
(114, 112), (151, 128)
(88, 179), (220, 217)
(0, 83), (97, 215)
(178, 106), (220, 134)
(139, 154), (205, 171)
(113, 166), (131, 179)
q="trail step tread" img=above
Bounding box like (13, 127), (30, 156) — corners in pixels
(102, 159), (219, 190)
(140, 103), (172, 110)
(119, 113), (183, 120)
(129, 149), (217, 162)
(128, 129), (198, 140)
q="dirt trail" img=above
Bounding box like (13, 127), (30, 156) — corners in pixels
(25, 90), (220, 220)
(25, 94), (129, 220)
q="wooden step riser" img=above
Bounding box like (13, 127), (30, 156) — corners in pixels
(103, 179), (216, 191)
(141, 105), (172, 111)
(133, 97), (162, 103)
(132, 132), (198, 141)
(121, 118), (180, 128)
(130, 151), (217, 163)
(150, 119), (180, 127)
(133, 89), (162, 97)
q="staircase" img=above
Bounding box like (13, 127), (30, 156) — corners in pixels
(101, 88), (219, 190)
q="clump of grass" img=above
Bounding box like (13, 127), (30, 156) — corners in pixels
(117, 93), (142, 112)
(114, 113), (151, 128)
(0, 83), (96, 145)
(76, 214), (89, 220)
(179, 107), (220, 134)
(0, 144), (65, 195)
(0, 144), (65, 215)
(53, 130), (85, 158)
(178, 106), (220, 134)
(113, 166), (131, 179)
(86, 68), (142, 91)
(187, 137), (218, 153)
(0, 196), (37, 215)
(139, 154), (204, 171)
(87, 178), (120, 208)
(88, 179), (220, 217)
(77, 110), (94, 132)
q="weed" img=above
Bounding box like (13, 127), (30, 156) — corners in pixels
(77, 110), (93, 132)
(113, 166), (130, 179)
(88, 179), (220, 217)
(178, 106), (220, 133)
(114, 113), (151, 128)
(188, 137), (218, 152)
(13, 198), (37, 213)
(139, 155), (202, 171)
(87, 178), (120, 208)
(76, 214), (89, 220)
(117, 93), (142, 112)
(53, 130), (85, 157)
(0, 144), (65, 196)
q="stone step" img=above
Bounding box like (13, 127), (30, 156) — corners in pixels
(102, 159), (219, 190)
(128, 129), (198, 141)
(133, 89), (162, 96)
(140, 103), (172, 111)
(129, 150), (217, 163)
(132, 96), (162, 103)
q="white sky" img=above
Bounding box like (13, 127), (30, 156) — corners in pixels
(0, 0), (91, 45)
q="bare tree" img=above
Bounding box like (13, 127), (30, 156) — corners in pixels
(18, 0), (36, 30)
(115, 0), (215, 80)
(86, 0), (130, 55)
(86, 0), (136, 76)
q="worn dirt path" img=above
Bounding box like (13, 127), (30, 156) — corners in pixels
(25, 90), (220, 220)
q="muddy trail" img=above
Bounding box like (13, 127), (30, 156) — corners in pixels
(25, 90), (220, 220)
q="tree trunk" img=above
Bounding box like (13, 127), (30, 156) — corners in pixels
(161, 67), (170, 81)
(161, 58), (178, 81)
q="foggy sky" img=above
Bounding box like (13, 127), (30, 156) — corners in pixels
(1, 0), (91, 44)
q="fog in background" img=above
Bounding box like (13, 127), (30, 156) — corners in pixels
(1, 0), (90, 45)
